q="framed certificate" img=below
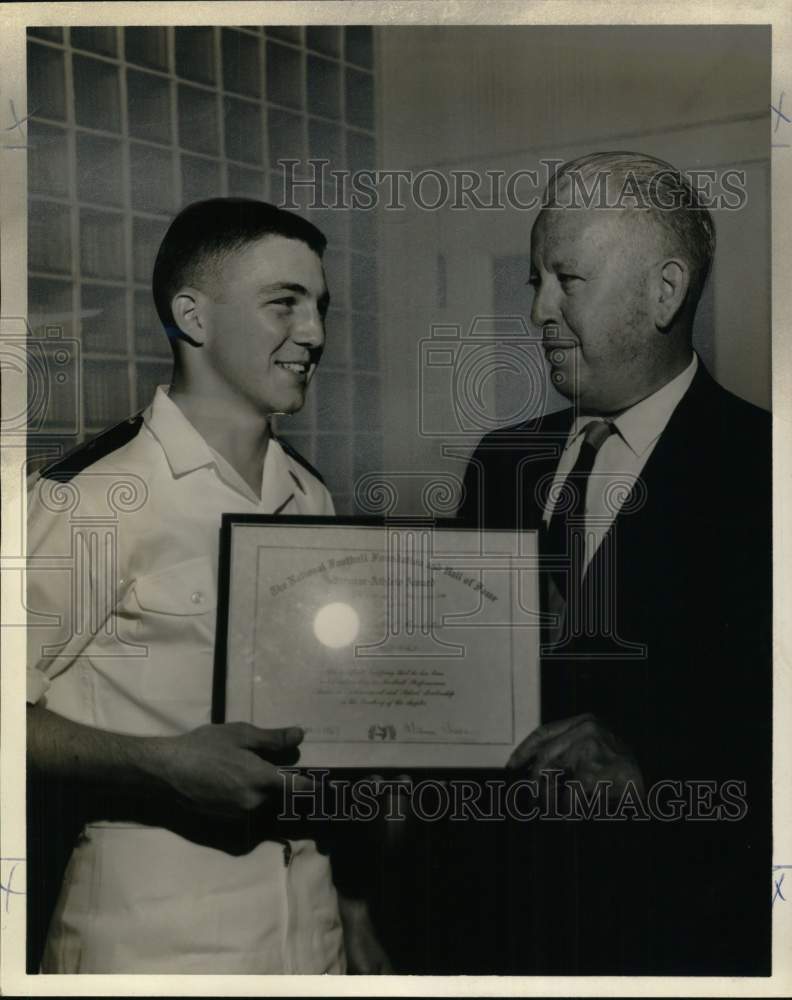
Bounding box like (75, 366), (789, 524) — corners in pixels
(213, 515), (541, 768)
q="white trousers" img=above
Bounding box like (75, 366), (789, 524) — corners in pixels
(42, 824), (346, 974)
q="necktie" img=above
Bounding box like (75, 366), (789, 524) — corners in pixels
(543, 419), (614, 608)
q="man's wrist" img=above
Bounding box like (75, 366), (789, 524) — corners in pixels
(134, 734), (180, 793)
(337, 893), (371, 923)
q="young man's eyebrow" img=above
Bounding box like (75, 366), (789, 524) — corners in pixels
(257, 282), (331, 313)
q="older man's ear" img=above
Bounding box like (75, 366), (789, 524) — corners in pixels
(654, 258), (691, 331)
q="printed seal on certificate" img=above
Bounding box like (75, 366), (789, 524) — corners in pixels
(213, 515), (541, 769)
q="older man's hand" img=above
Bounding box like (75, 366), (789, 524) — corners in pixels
(338, 895), (393, 974)
(506, 713), (644, 801)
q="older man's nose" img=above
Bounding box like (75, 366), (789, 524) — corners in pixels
(530, 281), (560, 329)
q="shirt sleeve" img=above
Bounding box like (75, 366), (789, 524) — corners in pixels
(26, 475), (110, 704)
(321, 483), (335, 516)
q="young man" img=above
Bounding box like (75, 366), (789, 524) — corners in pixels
(26, 199), (390, 973)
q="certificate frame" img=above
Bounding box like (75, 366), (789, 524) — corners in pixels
(213, 514), (541, 770)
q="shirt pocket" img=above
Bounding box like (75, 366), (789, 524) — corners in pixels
(133, 556), (217, 618)
(129, 556), (218, 707)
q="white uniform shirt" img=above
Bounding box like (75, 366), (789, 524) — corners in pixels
(27, 387), (344, 973)
(543, 354), (698, 572)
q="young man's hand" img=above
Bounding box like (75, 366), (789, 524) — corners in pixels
(157, 722), (310, 818)
(27, 706), (310, 820)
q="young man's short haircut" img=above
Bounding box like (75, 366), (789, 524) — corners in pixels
(152, 198), (327, 336)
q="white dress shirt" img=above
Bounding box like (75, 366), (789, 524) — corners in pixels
(543, 354), (698, 572)
(27, 387), (344, 973)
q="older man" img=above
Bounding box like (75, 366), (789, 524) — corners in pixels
(454, 152), (771, 974)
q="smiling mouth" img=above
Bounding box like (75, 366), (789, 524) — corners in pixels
(540, 326), (577, 354)
(275, 360), (311, 375)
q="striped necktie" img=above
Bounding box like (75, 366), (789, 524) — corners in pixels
(544, 418), (615, 607)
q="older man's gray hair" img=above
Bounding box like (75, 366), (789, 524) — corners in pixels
(545, 151), (716, 296)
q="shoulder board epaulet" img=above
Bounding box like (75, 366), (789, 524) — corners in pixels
(38, 412), (145, 483)
(277, 435), (326, 486)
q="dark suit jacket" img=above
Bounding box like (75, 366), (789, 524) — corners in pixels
(409, 362), (771, 975)
(460, 361), (771, 793)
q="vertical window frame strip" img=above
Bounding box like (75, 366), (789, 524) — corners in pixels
(117, 26), (139, 414)
(212, 26), (227, 192)
(299, 38), (317, 458)
(62, 31), (83, 439)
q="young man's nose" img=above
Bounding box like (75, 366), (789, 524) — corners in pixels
(293, 304), (325, 347)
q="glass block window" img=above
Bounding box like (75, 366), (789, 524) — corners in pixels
(73, 55), (121, 131)
(175, 26), (216, 83)
(28, 121), (70, 197)
(266, 40), (303, 109)
(70, 27), (118, 57)
(222, 28), (261, 97)
(307, 26), (341, 59)
(127, 70), (172, 144)
(27, 25), (379, 513)
(27, 42), (67, 121)
(124, 26), (168, 71)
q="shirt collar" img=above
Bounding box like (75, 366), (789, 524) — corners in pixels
(143, 386), (300, 511)
(144, 386), (217, 477)
(259, 437), (303, 511)
(567, 353), (698, 457)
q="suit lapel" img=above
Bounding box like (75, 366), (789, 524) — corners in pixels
(516, 407), (575, 529)
(581, 364), (715, 587)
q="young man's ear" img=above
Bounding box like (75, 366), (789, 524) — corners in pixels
(170, 289), (206, 347)
(654, 258), (691, 332)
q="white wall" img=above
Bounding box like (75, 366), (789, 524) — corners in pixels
(373, 26), (770, 513)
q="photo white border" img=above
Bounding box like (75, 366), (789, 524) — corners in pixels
(2, 2), (790, 996)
